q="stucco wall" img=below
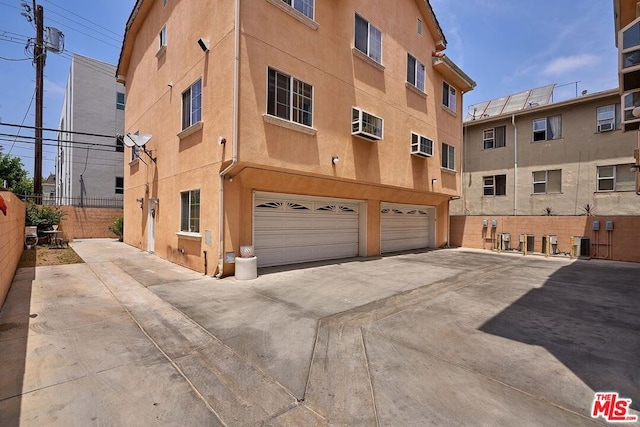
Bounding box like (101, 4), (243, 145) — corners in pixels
(0, 192), (25, 309)
(450, 215), (640, 263)
(58, 206), (122, 240)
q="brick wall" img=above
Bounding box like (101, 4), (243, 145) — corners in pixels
(450, 215), (640, 263)
(58, 207), (123, 240)
(0, 192), (25, 309)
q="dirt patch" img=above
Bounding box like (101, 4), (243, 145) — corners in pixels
(18, 245), (85, 268)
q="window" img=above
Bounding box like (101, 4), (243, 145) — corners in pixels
(596, 104), (621, 132)
(532, 170), (562, 194)
(407, 54), (425, 92)
(115, 177), (124, 195)
(180, 190), (200, 233)
(116, 92), (125, 111)
(163, 0), (167, 6)
(483, 175), (506, 196)
(532, 115), (562, 141)
(442, 82), (456, 112)
(411, 132), (433, 157)
(159, 25), (167, 49)
(131, 145), (140, 161)
(267, 68), (313, 127)
(597, 164), (635, 192)
(182, 79), (202, 130)
(441, 143), (455, 170)
(352, 107), (383, 140)
(281, 0), (314, 19)
(116, 135), (124, 152)
(417, 18), (423, 35)
(354, 14), (382, 64)
(621, 17), (640, 70)
(483, 126), (506, 149)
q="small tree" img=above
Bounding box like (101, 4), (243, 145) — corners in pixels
(0, 153), (32, 196)
(109, 216), (124, 241)
(26, 204), (66, 233)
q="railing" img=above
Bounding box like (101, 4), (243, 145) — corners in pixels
(21, 194), (123, 209)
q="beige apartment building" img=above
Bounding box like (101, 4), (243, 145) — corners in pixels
(116, 0), (474, 275)
(450, 87), (638, 217)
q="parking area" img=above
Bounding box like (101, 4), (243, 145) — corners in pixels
(1, 239), (638, 425)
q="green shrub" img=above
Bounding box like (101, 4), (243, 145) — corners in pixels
(26, 204), (66, 233)
(110, 216), (124, 241)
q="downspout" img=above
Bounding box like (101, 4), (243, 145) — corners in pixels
(512, 114), (518, 215)
(216, 0), (240, 278)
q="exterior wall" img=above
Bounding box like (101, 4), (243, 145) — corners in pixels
(450, 215), (640, 263)
(452, 90), (638, 216)
(57, 206), (123, 240)
(57, 55), (125, 201)
(119, 0), (470, 274)
(0, 192), (25, 309)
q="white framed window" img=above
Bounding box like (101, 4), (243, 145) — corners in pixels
(115, 177), (124, 195)
(116, 92), (125, 111)
(131, 145), (140, 162)
(267, 67), (313, 127)
(597, 164), (635, 192)
(442, 81), (456, 112)
(352, 107), (383, 140)
(180, 189), (200, 233)
(483, 175), (506, 196)
(354, 14), (382, 64)
(532, 170), (562, 194)
(441, 143), (455, 170)
(407, 54), (425, 92)
(411, 132), (433, 157)
(483, 126), (506, 149)
(417, 18), (423, 35)
(281, 0), (314, 19)
(596, 104), (620, 132)
(159, 25), (167, 49)
(533, 115), (562, 141)
(182, 79), (202, 130)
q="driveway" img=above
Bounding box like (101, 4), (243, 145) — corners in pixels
(0, 239), (638, 426)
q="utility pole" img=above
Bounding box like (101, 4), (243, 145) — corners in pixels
(33, 1), (44, 202)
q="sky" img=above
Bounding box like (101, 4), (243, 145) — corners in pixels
(0, 0), (620, 180)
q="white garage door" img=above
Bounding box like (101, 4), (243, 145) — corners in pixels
(380, 202), (431, 253)
(254, 194), (360, 267)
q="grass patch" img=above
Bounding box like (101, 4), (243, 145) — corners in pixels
(18, 245), (84, 268)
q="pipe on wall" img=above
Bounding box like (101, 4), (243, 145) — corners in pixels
(511, 114), (518, 215)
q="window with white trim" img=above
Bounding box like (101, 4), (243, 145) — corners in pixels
(182, 79), (202, 130)
(159, 25), (167, 49)
(532, 115), (562, 141)
(411, 132), (432, 157)
(131, 145), (140, 161)
(116, 92), (125, 111)
(267, 68), (313, 127)
(532, 170), (561, 194)
(180, 189), (200, 233)
(417, 18), (423, 35)
(597, 164), (635, 192)
(483, 126), (506, 149)
(483, 175), (506, 196)
(441, 143), (455, 170)
(115, 177), (124, 195)
(354, 14), (382, 64)
(352, 107), (383, 140)
(442, 81), (456, 112)
(281, 0), (314, 19)
(596, 104), (621, 132)
(407, 54), (425, 92)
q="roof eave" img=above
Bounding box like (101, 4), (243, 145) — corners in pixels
(432, 55), (476, 93)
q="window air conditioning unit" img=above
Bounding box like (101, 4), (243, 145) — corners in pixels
(597, 121), (614, 132)
(498, 233), (510, 251)
(573, 236), (590, 257)
(352, 107), (383, 141)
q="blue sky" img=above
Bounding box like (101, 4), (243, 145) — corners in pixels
(0, 0), (620, 179)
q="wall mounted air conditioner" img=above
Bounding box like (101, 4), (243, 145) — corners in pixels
(498, 233), (510, 251)
(352, 107), (384, 141)
(597, 121), (614, 132)
(573, 236), (590, 257)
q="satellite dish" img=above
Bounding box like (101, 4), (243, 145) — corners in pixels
(134, 133), (152, 147)
(633, 106), (640, 118)
(123, 134), (136, 147)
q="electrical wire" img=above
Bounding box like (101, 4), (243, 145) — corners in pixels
(7, 89), (36, 155)
(41, 0), (122, 38)
(0, 134), (123, 152)
(0, 55), (30, 61)
(44, 9), (122, 44)
(1, 121), (119, 139)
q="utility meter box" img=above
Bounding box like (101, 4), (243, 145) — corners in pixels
(605, 220), (614, 231)
(482, 219), (488, 228)
(491, 219), (497, 228)
(592, 220), (600, 231)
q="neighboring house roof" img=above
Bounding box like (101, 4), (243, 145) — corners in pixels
(464, 88), (621, 125)
(116, 0), (450, 81)
(44, 173), (56, 185)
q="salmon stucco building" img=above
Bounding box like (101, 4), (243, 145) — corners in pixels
(116, 0), (475, 276)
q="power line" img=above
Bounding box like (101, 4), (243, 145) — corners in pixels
(7, 89), (36, 154)
(0, 133), (121, 152)
(0, 121), (119, 138)
(41, 0), (122, 38)
(44, 9), (122, 44)
(47, 17), (121, 50)
(0, 55), (30, 61)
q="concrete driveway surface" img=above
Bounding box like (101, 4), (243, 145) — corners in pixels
(0, 238), (638, 426)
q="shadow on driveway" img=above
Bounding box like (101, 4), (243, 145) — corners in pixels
(480, 260), (640, 410)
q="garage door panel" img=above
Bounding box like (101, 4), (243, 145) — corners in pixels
(380, 202), (432, 253)
(255, 194), (360, 267)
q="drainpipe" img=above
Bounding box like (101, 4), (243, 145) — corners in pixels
(216, 0), (240, 278)
(511, 114), (518, 215)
